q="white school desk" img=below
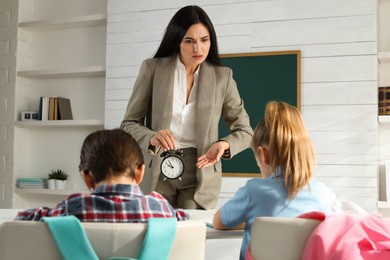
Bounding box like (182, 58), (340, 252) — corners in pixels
(184, 209), (244, 239)
(0, 209), (244, 239)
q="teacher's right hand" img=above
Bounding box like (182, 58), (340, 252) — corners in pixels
(150, 129), (177, 152)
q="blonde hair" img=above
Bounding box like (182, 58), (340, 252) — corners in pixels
(251, 101), (315, 199)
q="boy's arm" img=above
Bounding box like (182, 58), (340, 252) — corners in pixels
(175, 209), (190, 221)
(15, 207), (54, 221)
(15, 201), (67, 221)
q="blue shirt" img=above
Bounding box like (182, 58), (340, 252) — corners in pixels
(220, 168), (336, 260)
(16, 184), (189, 222)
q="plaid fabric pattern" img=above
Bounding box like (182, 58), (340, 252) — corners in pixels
(15, 184), (189, 222)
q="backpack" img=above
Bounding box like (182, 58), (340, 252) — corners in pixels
(42, 216), (177, 260)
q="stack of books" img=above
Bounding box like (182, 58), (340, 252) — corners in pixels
(17, 178), (47, 189)
(39, 96), (73, 121)
(378, 87), (390, 116)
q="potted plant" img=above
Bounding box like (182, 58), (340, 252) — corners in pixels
(47, 173), (56, 190)
(48, 169), (68, 190)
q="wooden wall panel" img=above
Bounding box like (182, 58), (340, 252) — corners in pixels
(302, 81), (377, 105)
(251, 16), (375, 47)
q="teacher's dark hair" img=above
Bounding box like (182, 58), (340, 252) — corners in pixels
(154, 5), (222, 66)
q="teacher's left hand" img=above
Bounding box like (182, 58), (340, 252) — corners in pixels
(196, 141), (229, 168)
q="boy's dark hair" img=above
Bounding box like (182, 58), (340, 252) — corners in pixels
(154, 5), (222, 66)
(79, 129), (144, 183)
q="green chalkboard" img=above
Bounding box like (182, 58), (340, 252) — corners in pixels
(219, 51), (301, 176)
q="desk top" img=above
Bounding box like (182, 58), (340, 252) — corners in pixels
(185, 209), (244, 239)
(0, 209), (243, 239)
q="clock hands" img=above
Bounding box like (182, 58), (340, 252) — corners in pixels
(168, 160), (174, 169)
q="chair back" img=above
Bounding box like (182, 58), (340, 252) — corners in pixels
(250, 217), (320, 260)
(0, 220), (206, 260)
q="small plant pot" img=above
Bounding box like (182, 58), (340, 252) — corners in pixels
(55, 180), (66, 190)
(47, 179), (56, 190)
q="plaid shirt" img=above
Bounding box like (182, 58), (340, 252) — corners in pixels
(15, 184), (189, 222)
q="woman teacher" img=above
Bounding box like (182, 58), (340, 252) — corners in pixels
(121, 5), (253, 210)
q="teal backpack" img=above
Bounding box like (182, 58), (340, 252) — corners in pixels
(42, 216), (177, 260)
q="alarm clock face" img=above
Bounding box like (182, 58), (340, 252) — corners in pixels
(160, 156), (184, 180)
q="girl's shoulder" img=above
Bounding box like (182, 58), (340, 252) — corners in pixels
(245, 176), (284, 189)
(309, 178), (329, 189)
(308, 178), (336, 197)
(239, 177), (287, 202)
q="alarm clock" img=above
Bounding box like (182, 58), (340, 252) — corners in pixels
(160, 149), (185, 180)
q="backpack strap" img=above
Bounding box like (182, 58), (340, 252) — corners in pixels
(42, 216), (99, 260)
(137, 218), (177, 260)
(43, 216), (177, 260)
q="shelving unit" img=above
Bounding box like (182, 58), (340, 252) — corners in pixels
(18, 14), (107, 32)
(378, 200), (390, 208)
(17, 66), (105, 78)
(378, 116), (390, 123)
(377, 0), (390, 216)
(378, 201), (390, 216)
(378, 52), (390, 63)
(15, 188), (88, 196)
(15, 120), (104, 128)
(13, 0), (107, 209)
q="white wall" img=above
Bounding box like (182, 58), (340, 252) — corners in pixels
(106, 0), (378, 212)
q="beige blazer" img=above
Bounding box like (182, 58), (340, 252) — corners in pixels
(121, 56), (253, 209)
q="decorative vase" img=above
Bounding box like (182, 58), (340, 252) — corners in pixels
(55, 180), (66, 190)
(47, 179), (56, 190)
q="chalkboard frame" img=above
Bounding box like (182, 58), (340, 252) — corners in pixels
(220, 50), (301, 177)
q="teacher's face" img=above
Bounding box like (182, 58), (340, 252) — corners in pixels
(179, 23), (211, 69)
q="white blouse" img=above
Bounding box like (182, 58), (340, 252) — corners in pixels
(170, 56), (200, 148)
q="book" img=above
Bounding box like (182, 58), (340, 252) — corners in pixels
(39, 97), (49, 121)
(57, 97), (73, 120)
(379, 87), (386, 116)
(48, 97), (56, 120)
(16, 178), (46, 189)
(54, 97), (58, 120)
(386, 87), (390, 115)
(38, 97), (43, 120)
